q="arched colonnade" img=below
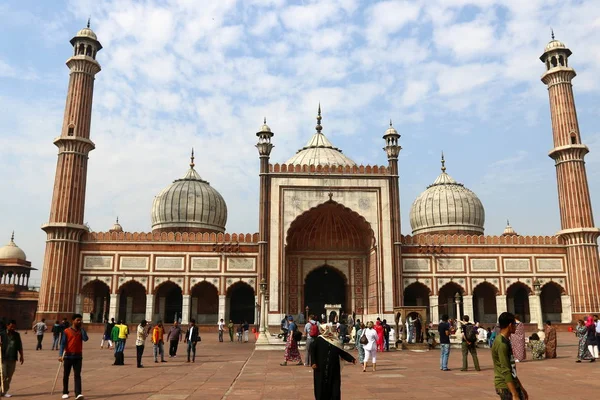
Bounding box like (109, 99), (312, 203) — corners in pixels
(78, 278), (256, 325)
(403, 279), (568, 325)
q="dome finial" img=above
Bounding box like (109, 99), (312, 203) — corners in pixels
(190, 148), (195, 169)
(316, 103), (322, 134)
(441, 151), (446, 173)
(116, 216), (119, 224)
(87, 17), (91, 28)
(389, 119), (393, 127)
(263, 117), (266, 124)
(551, 28), (555, 40)
(10, 231), (14, 242)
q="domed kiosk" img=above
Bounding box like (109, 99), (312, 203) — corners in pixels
(151, 151), (228, 233)
(409, 154), (485, 235)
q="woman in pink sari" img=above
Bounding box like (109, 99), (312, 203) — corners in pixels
(510, 314), (526, 362)
(374, 320), (384, 352)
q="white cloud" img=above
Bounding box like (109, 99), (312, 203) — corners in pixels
(365, 1), (421, 46)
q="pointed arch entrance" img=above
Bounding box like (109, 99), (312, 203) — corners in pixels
(541, 282), (563, 322)
(285, 200), (375, 318)
(403, 282), (430, 322)
(81, 280), (110, 323)
(304, 266), (347, 319)
(154, 281), (183, 324)
(507, 283), (531, 323)
(118, 280), (146, 323)
(473, 282), (498, 324)
(227, 282), (255, 324)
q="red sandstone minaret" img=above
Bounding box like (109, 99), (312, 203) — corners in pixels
(383, 121), (402, 307)
(541, 33), (600, 316)
(37, 21), (102, 320)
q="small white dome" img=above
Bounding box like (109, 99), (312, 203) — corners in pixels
(409, 157), (485, 235)
(503, 220), (518, 236)
(0, 233), (26, 260)
(110, 218), (123, 232)
(285, 105), (356, 167)
(75, 27), (98, 41)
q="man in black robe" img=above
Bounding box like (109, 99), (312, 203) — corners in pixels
(311, 325), (356, 400)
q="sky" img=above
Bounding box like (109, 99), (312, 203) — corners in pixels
(2, 0), (600, 285)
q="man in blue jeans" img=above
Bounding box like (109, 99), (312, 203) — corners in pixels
(438, 314), (451, 371)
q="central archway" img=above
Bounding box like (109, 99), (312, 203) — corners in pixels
(285, 200), (375, 317)
(304, 266), (346, 319)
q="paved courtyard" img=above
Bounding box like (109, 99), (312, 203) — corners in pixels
(3, 331), (596, 399)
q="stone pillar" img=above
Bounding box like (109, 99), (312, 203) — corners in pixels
(429, 295), (439, 324)
(462, 295), (474, 320)
(496, 295), (507, 315)
(145, 294), (154, 322)
(529, 294), (543, 330)
(218, 295), (226, 322)
(75, 294), (83, 316)
(181, 295), (191, 325)
(561, 295), (572, 323)
(254, 295), (259, 326)
(126, 296), (133, 323)
(109, 294), (119, 321)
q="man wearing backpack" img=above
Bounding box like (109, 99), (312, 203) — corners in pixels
(461, 315), (481, 371)
(304, 315), (320, 367)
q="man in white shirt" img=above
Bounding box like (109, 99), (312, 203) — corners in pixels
(218, 319), (225, 342)
(185, 319), (200, 363)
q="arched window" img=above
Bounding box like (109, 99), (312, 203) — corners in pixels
(551, 56), (558, 68)
(78, 43), (84, 55)
(559, 55), (565, 66)
(86, 46), (92, 57)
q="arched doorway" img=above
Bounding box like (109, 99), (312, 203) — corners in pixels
(191, 281), (219, 324)
(286, 200), (375, 317)
(154, 282), (182, 324)
(403, 282), (430, 322)
(473, 282), (498, 324)
(304, 266), (347, 320)
(507, 283), (531, 323)
(118, 280), (146, 323)
(541, 282), (563, 322)
(81, 280), (110, 323)
(227, 282), (255, 324)
(438, 282), (464, 320)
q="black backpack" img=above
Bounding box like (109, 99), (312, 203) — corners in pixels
(464, 324), (477, 343)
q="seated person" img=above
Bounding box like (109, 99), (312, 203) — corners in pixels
(527, 333), (546, 360)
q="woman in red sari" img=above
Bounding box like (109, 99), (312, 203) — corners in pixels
(510, 314), (526, 362)
(375, 319), (384, 352)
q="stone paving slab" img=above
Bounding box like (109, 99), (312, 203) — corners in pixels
(2, 331), (596, 399)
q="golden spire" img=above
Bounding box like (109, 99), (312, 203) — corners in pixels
(190, 148), (195, 169)
(441, 151), (446, 173)
(316, 103), (322, 134)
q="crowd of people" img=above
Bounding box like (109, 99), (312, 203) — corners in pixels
(3, 311), (600, 399)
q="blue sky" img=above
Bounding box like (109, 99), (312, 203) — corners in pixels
(2, 0), (600, 284)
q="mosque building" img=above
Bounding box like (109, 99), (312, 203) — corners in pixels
(35, 24), (600, 328)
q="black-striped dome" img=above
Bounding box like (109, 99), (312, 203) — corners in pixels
(151, 165), (227, 233)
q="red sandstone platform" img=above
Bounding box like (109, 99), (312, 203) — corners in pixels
(3, 331), (595, 399)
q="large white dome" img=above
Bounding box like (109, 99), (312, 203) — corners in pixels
(151, 160), (227, 233)
(409, 159), (485, 235)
